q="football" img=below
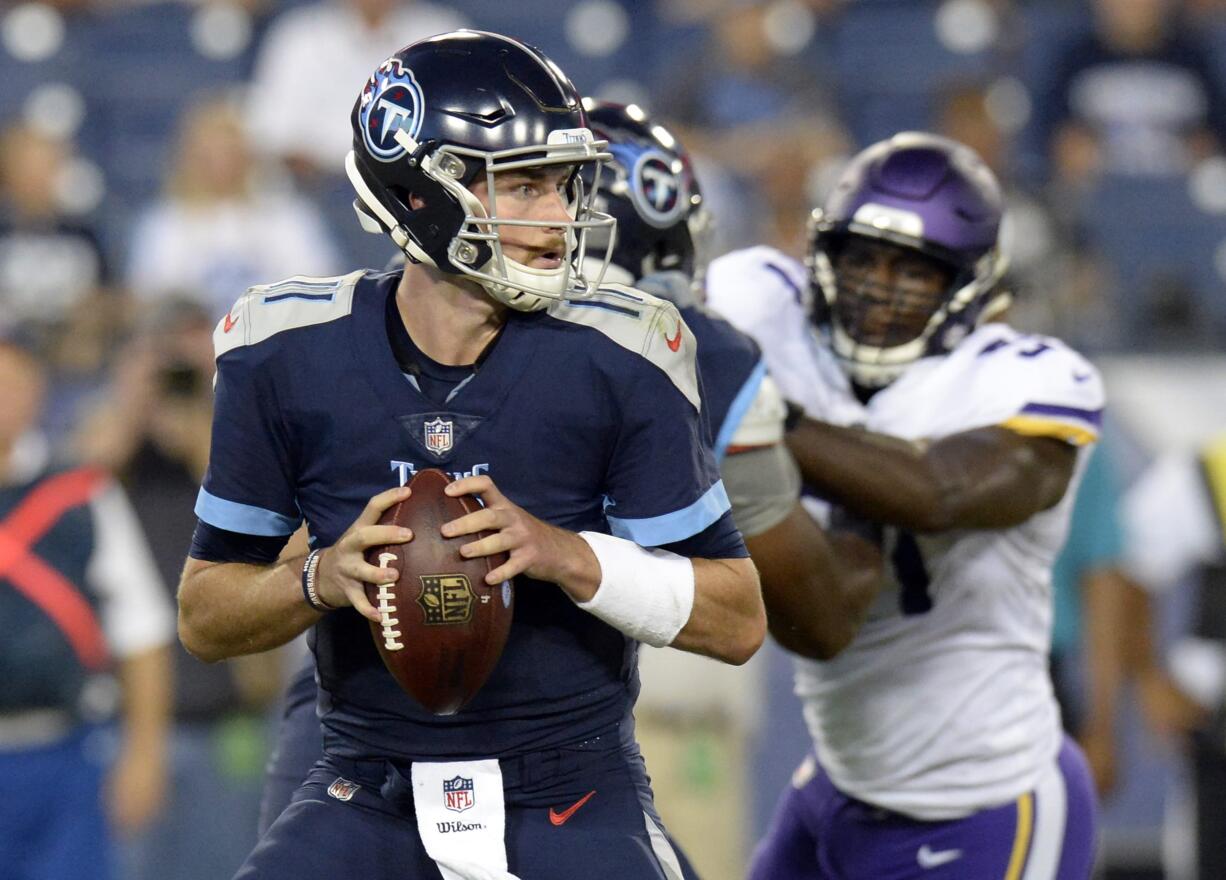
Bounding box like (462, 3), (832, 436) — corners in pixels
(363, 468), (514, 715)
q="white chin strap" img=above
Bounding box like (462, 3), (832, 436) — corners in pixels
(473, 253), (566, 312)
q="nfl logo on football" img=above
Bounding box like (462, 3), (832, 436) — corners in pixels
(443, 775), (474, 813)
(424, 417), (453, 457)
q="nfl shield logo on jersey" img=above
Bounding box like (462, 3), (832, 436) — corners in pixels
(327, 777), (361, 802)
(443, 775), (474, 813)
(424, 417), (453, 457)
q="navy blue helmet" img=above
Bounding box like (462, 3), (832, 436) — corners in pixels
(807, 132), (1010, 387)
(579, 99), (710, 290)
(346, 30), (615, 311)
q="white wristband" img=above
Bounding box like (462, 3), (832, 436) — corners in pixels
(575, 531), (695, 648)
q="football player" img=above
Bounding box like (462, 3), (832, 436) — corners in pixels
(178, 32), (766, 880)
(706, 133), (1102, 878)
(254, 98), (882, 876)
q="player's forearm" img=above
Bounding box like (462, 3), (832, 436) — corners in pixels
(786, 419), (1071, 531)
(670, 556), (765, 665)
(178, 555), (318, 662)
(786, 417), (954, 529)
(750, 505), (884, 660)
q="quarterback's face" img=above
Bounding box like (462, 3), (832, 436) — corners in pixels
(469, 166), (575, 270)
(832, 237), (953, 347)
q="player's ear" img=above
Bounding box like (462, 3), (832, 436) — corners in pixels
(408, 192), (427, 211)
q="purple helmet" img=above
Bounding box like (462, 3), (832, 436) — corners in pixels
(807, 132), (1010, 388)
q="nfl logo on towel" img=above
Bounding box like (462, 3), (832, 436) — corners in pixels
(443, 775), (474, 813)
(424, 417), (453, 457)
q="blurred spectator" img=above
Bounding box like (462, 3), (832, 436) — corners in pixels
(1118, 436), (1226, 880)
(76, 300), (284, 880)
(1037, 0), (1226, 183)
(937, 83), (1114, 351)
(1046, 436), (1136, 799)
(660, 2), (836, 134)
(0, 123), (121, 364)
(655, 2), (848, 254)
(126, 97), (341, 320)
(0, 332), (174, 880)
(244, 0), (465, 179)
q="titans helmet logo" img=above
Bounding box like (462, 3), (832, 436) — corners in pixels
(627, 148), (689, 229)
(360, 58), (424, 162)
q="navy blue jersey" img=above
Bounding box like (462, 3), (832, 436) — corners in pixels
(194, 270), (744, 761)
(677, 303), (766, 463)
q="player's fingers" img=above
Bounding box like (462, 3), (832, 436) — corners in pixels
(341, 560), (399, 586)
(343, 582), (382, 623)
(351, 524), (413, 550)
(445, 475), (500, 503)
(486, 558), (526, 585)
(356, 485), (412, 526)
(458, 533), (512, 560)
(440, 507), (500, 538)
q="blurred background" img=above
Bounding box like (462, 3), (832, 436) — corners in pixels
(3, 0), (1226, 877)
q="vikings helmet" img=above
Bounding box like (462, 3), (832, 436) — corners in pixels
(579, 99), (710, 291)
(808, 132), (1010, 388)
(346, 30), (616, 311)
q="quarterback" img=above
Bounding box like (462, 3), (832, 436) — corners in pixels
(178, 31), (765, 880)
(708, 133), (1101, 879)
(255, 99), (879, 878)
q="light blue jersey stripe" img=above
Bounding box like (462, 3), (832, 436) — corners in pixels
(195, 488), (299, 536)
(607, 481), (731, 547)
(713, 359), (767, 463)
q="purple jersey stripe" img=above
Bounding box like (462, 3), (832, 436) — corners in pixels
(1019, 403), (1102, 426)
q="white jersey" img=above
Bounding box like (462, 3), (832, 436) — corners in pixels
(707, 247), (1105, 819)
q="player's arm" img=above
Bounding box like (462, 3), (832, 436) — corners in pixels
(178, 490), (411, 663)
(440, 476), (766, 665)
(750, 497), (884, 661)
(785, 420), (1077, 532)
(720, 385), (885, 659)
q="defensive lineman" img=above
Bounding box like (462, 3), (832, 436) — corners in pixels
(709, 133), (1101, 879)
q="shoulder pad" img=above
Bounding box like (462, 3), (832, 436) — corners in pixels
(706, 247), (810, 342)
(549, 285), (701, 409)
(213, 271), (363, 358)
(727, 372), (788, 450)
(969, 329), (1105, 446)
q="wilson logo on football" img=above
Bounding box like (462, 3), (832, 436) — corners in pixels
(417, 574), (475, 625)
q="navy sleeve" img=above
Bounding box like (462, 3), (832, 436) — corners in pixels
(601, 340), (740, 554)
(194, 345), (302, 539)
(660, 513), (748, 560)
(189, 520), (290, 564)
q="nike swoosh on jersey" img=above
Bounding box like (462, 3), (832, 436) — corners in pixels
(548, 790), (596, 826)
(916, 844), (963, 869)
(223, 312), (240, 333)
(665, 323), (682, 352)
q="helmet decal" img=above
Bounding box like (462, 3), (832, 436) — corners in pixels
(360, 58), (424, 163)
(625, 147), (688, 229)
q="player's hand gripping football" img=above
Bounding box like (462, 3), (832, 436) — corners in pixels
(314, 486), (414, 622)
(441, 475), (600, 601)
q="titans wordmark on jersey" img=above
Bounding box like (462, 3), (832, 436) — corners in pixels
(708, 247), (1105, 820)
(194, 270), (745, 762)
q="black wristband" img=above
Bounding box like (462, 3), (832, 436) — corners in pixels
(301, 549), (333, 612)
